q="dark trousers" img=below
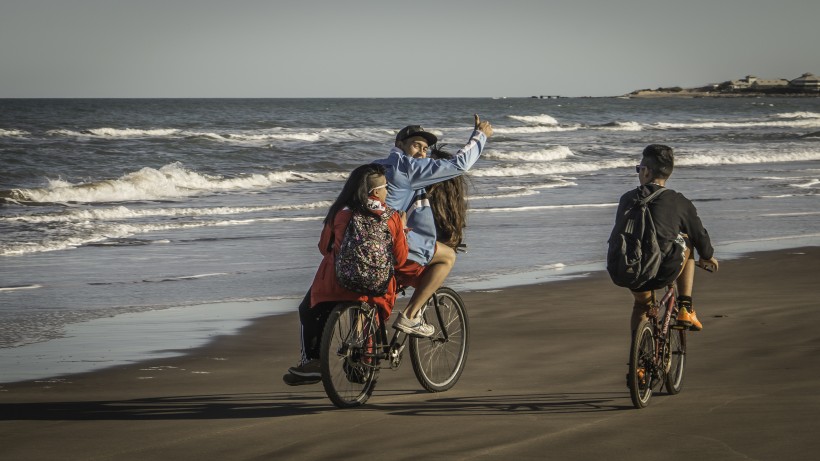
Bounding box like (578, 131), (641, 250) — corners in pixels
(298, 289), (333, 363)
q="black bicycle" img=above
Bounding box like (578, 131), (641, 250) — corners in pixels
(320, 286), (468, 408)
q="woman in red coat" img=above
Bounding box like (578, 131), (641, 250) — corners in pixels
(286, 163), (408, 382)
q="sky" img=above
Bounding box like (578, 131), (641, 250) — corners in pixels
(1, 0), (818, 98)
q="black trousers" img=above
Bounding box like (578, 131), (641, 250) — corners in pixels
(298, 289), (333, 362)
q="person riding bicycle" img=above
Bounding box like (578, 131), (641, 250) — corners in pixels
(284, 164), (409, 385)
(611, 144), (719, 332)
(375, 115), (492, 337)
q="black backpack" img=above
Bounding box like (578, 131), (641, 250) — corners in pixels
(607, 188), (666, 290)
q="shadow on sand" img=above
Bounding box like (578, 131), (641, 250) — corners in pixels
(0, 390), (631, 420)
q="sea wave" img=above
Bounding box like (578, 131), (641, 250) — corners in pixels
(484, 146), (574, 162)
(0, 201), (333, 224)
(3, 163), (347, 204)
(0, 128), (30, 137)
(653, 117), (820, 130)
(0, 215), (323, 256)
(472, 159), (633, 177)
(47, 128), (182, 137)
(774, 112), (820, 119)
(471, 203), (617, 213)
(507, 114), (559, 125)
(44, 126), (373, 145)
(677, 149), (820, 166)
(493, 125), (581, 134)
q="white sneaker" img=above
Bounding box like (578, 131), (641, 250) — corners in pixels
(393, 313), (435, 337)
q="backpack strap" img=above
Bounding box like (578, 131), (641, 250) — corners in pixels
(640, 188), (667, 205)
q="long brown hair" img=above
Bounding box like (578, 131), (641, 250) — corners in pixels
(426, 147), (468, 249)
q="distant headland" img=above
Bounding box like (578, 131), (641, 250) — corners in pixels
(625, 72), (820, 98)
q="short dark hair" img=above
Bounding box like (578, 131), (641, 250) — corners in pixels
(641, 144), (674, 179)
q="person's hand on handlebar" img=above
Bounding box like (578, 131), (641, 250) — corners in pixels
(697, 257), (719, 273)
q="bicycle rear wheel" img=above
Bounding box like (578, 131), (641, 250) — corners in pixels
(628, 319), (655, 409)
(409, 287), (469, 392)
(320, 303), (379, 408)
(664, 328), (686, 394)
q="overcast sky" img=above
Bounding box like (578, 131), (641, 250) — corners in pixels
(1, 0), (818, 98)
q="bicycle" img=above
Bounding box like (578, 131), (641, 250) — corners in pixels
(627, 262), (713, 409)
(320, 286), (468, 408)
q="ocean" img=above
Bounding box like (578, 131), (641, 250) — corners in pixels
(2, 97), (819, 382)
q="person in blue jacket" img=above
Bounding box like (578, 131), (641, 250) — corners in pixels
(284, 115), (492, 385)
(375, 115), (493, 337)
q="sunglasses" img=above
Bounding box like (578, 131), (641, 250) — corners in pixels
(368, 183), (387, 194)
(635, 165), (648, 173)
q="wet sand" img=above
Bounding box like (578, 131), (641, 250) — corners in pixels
(2, 247), (819, 460)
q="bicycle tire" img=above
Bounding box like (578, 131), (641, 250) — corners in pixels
(409, 287), (469, 392)
(664, 328), (686, 394)
(628, 318), (655, 409)
(320, 303), (379, 408)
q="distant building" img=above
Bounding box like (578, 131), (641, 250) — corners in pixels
(729, 75), (789, 90)
(790, 73), (820, 92)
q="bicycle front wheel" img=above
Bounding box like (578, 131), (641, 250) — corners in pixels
(409, 287), (469, 392)
(664, 328), (686, 394)
(628, 319), (655, 409)
(320, 303), (379, 408)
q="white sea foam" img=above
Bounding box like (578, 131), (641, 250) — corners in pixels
(789, 179), (819, 188)
(469, 189), (541, 200)
(0, 128), (29, 137)
(508, 114), (559, 125)
(47, 128), (181, 137)
(654, 118), (820, 130)
(9, 163), (347, 203)
(471, 203), (617, 213)
(484, 146), (574, 162)
(0, 284), (43, 292)
(472, 159), (633, 177)
(595, 121), (643, 131)
(775, 112), (820, 119)
(0, 201), (333, 224)
(493, 125), (580, 134)
(677, 149), (820, 166)
(0, 216), (323, 256)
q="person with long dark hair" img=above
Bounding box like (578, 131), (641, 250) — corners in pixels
(426, 146), (468, 250)
(285, 163), (408, 384)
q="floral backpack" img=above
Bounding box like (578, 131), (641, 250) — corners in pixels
(335, 209), (396, 296)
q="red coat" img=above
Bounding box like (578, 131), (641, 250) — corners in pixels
(310, 206), (408, 317)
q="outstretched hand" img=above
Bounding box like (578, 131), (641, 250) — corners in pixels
(474, 114), (493, 138)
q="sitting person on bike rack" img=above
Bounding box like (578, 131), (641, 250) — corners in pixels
(375, 116), (492, 337)
(611, 144), (719, 332)
(425, 146), (468, 252)
(284, 164), (409, 385)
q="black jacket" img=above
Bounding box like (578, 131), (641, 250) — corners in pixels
(611, 184), (714, 288)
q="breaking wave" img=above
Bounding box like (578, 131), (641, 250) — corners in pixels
(3, 163), (346, 204)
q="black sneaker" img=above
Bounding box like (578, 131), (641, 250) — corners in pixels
(287, 359), (321, 377)
(282, 373), (320, 386)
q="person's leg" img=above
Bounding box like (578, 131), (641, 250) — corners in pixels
(402, 242), (456, 320)
(673, 243), (703, 330)
(631, 290), (653, 332)
(285, 290), (323, 384)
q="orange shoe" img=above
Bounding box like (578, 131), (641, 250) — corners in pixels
(688, 309), (703, 331)
(677, 307), (703, 331)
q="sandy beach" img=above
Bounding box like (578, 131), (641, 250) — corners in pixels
(2, 247), (819, 460)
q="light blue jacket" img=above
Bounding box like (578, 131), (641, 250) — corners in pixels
(374, 130), (487, 265)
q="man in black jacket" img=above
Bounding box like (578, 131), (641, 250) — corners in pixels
(613, 144), (719, 331)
